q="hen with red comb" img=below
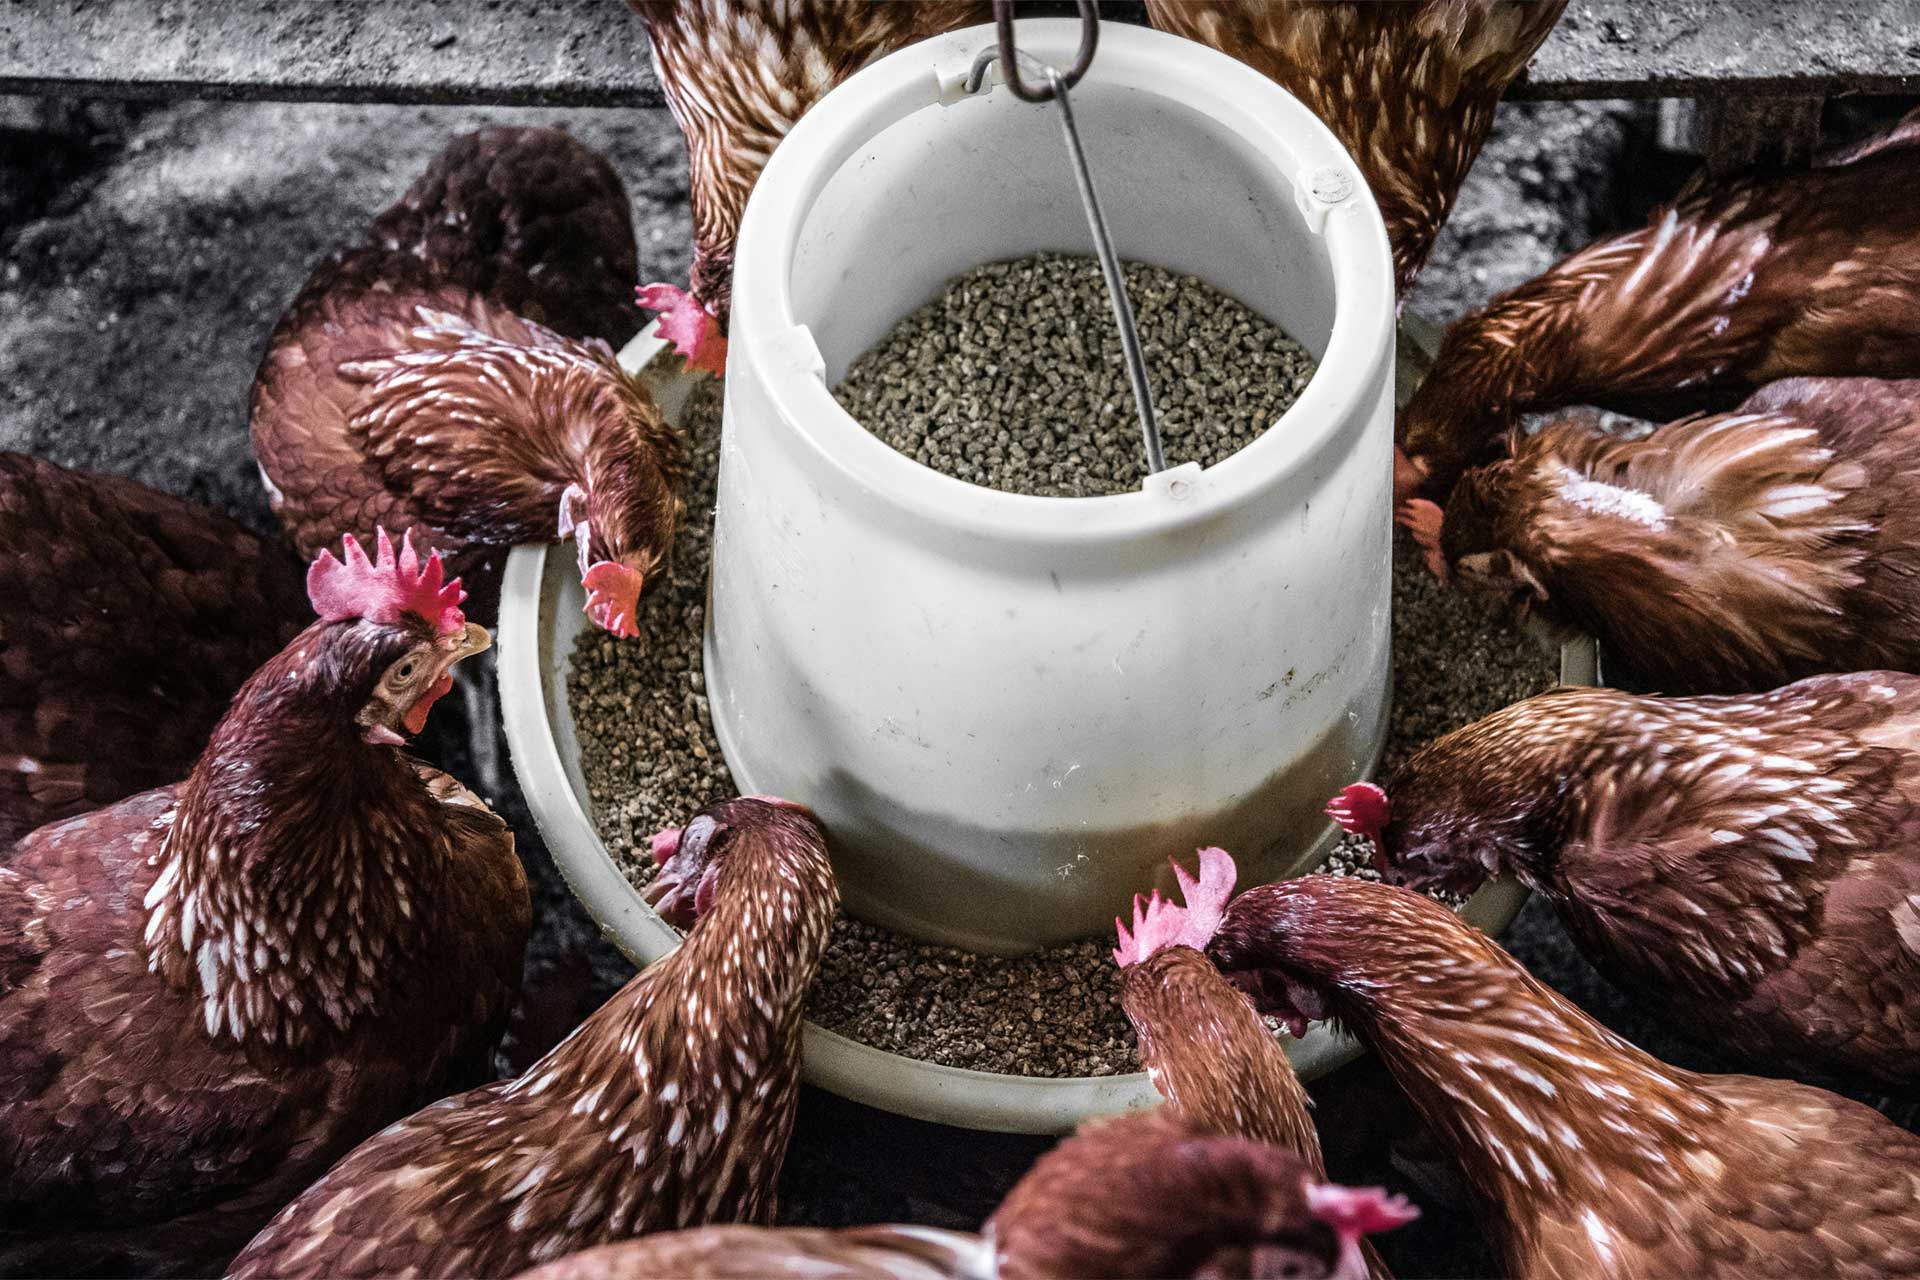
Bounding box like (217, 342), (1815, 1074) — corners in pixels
(253, 126), (686, 642)
(1208, 875), (1920, 1280)
(1112, 848), (1397, 1276)
(0, 517), (525, 1275)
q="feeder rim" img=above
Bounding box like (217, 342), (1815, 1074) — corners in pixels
(730, 16), (1396, 547)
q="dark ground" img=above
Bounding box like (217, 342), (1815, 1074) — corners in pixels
(2, 86), (1915, 1279)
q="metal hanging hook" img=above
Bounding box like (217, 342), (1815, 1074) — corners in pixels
(965, 37), (1167, 477)
(986, 0), (1097, 104)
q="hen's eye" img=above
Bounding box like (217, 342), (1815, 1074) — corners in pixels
(396, 660), (418, 682)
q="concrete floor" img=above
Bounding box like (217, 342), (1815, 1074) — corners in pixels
(2, 90), (1909, 1277)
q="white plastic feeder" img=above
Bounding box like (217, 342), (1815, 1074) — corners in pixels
(709, 19), (1398, 952)
(499, 19), (1571, 1134)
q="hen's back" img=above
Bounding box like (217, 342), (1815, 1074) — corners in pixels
(285, 126), (640, 345)
(0, 454), (306, 846)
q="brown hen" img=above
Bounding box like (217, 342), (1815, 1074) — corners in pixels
(0, 453), (307, 846)
(1145, 1), (1564, 295)
(1209, 875), (1920, 1280)
(1116, 849), (1402, 1279)
(225, 796), (837, 1280)
(511, 1108), (1412, 1280)
(1330, 672), (1920, 1088)
(0, 531), (525, 1278)
(1426, 377), (1920, 693)
(251, 126), (684, 639)
(1116, 848), (1322, 1161)
(1398, 110), (1920, 506)
(629, 0), (990, 371)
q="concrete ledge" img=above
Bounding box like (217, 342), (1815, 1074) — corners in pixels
(3, 1), (1916, 109)
(1518, 0), (1920, 100)
(0, 0), (664, 107)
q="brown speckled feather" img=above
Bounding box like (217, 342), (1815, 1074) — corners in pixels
(0, 454), (306, 846)
(513, 1224), (991, 1280)
(1122, 948), (1396, 1279)
(1403, 111), (1920, 502)
(250, 128), (682, 619)
(226, 799), (837, 1280)
(1438, 379), (1920, 692)
(633, 0), (990, 324)
(1375, 675), (1920, 1087)
(0, 621), (527, 1277)
(988, 1109), (1357, 1280)
(1210, 877), (1920, 1280)
(1145, 0), (1564, 292)
(514, 1109), (1372, 1280)
(1121, 947), (1322, 1165)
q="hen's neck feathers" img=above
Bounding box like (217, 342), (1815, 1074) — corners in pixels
(1222, 883), (1722, 1231)
(635, 0), (989, 321)
(500, 810), (838, 1223)
(628, 817), (839, 1066)
(342, 303), (684, 565)
(1495, 412), (1874, 687)
(1404, 139), (1920, 494)
(143, 638), (445, 1049)
(1120, 947), (1322, 1169)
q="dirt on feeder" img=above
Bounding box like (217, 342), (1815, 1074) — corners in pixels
(568, 375), (1557, 1079)
(833, 254), (1316, 498)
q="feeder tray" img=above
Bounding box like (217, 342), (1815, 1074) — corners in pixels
(498, 319), (1588, 1134)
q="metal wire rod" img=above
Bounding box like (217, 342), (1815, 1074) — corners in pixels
(965, 42), (1167, 476)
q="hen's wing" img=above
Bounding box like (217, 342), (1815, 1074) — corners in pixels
(411, 761), (529, 1091)
(230, 972), (675, 1280)
(1529, 1078), (1920, 1278)
(0, 454), (306, 846)
(0, 795), (326, 1259)
(1554, 675), (1920, 1076)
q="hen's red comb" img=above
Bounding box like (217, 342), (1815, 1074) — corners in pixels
(637, 282), (728, 378)
(1396, 498), (1449, 582)
(1113, 847), (1238, 967)
(1304, 1182), (1418, 1280)
(649, 825), (682, 865)
(1326, 782), (1390, 838)
(307, 527), (467, 636)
